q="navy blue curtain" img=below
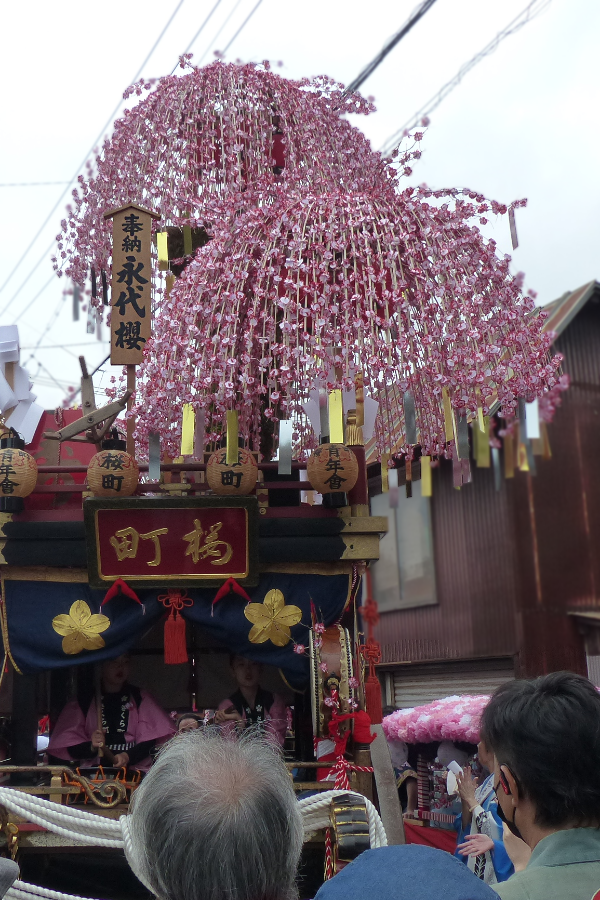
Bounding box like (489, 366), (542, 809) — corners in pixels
(3, 572), (354, 685)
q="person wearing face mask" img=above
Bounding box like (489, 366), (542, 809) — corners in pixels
(481, 672), (600, 900)
(454, 739), (514, 885)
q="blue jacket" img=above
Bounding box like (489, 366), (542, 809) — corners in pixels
(315, 845), (500, 900)
(454, 773), (514, 884)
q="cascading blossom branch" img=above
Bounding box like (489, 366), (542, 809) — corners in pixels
(382, 695), (490, 745)
(54, 58), (396, 296)
(134, 185), (561, 459)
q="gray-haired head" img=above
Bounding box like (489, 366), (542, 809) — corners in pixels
(127, 728), (303, 900)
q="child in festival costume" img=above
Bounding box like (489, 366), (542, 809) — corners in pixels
(48, 654), (174, 771)
(215, 655), (286, 747)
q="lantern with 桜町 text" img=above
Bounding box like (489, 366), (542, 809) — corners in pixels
(87, 436), (139, 498)
(206, 448), (257, 496)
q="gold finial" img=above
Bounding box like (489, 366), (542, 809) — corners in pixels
(345, 409), (364, 447)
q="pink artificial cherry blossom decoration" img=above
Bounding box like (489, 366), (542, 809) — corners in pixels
(382, 694), (490, 744)
(134, 184), (561, 459)
(54, 59), (394, 295)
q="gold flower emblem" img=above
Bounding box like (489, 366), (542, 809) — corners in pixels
(244, 589), (302, 647)
(52, 600), (110, 655)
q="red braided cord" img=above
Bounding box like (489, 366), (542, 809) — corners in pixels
(324, 828), (334, 880)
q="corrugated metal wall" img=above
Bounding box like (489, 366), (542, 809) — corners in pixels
(375, 458), (519, 665)
(508, 297), (600, 675)
(374, 290), (600, 674)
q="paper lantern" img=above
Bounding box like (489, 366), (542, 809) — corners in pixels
(307, 444), (358, 495)
(87, 438), (139, 497)
(206, 448), (257, 496)
(0, 430), (38, 513)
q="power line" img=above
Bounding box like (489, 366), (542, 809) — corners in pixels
(21, 341), (109, 350)
(222, 0), (264, 54)
(197, 0), (244, 65)
(343, 0), (439, 97)
(0, 181), (71, 187)
(0, 0), (186, 311)
(69, 354), (111, 400)
(380, 0), (553, 155)
(170, 0), (223, 73)
(11, 273), (56, 324)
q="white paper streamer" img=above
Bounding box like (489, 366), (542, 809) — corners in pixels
(278, 420), (293, 475)
(148, 433), (161, 482)
(0, 326), (19, 364)
(388, 468), (399, 509)
(525, 398), (540, 440)
(5, 400), (45, 445)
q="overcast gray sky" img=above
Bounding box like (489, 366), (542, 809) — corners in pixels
(1, 0), (598, 409)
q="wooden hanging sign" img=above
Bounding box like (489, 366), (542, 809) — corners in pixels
(104, 203), (161, 365)
(84, 496), (259, 589)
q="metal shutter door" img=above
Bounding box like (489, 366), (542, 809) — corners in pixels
(393, 664), (514, 709)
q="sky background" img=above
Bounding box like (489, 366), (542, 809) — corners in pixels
(1, 0), (598, 409)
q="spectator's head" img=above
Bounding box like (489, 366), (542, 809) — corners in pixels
(127, 728), (303, 900)
(481, 672), (600, 845)
(476, 739), (493, 773)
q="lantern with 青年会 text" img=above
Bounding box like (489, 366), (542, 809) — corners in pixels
(307, 444), (359, 496)
(206, 448), (257, 496)
(87, 434), (139, 498)
(0, 429), (38, 514)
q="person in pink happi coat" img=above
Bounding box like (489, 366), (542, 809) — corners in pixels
(215, 655), (287, 747)
(49, 654), (174, 771)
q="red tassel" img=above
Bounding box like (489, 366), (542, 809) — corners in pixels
(212, 577), (251, 614)
(102, 578), (141, 606)
(365, 674), (383, 725)
(164, 610), (188, 665)
(352, 709), (376, 744)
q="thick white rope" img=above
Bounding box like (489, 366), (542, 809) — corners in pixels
(298, 790), (387, 848)
(0, 787), (387, 900)
(0, 789), (122, 848)
(7, 883), (100, 900)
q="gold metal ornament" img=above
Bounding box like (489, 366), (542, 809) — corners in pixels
(244, 589), (302, 647)
(52, 600), (110, 655)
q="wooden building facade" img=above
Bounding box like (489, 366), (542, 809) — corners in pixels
(370, 281), (600, 707)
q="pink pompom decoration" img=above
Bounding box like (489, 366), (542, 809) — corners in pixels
(382, 694), (490, 744)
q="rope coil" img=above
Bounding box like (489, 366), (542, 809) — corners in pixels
(0, 785), (386, 900)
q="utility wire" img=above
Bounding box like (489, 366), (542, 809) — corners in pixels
(222, 0), (264, 54)
(380, 0), (553, 154)
(0, 181), (71, 187)
(0, 0), (186, 308)
(69, 354), (111, 400)
(170, 0), (223, 73)
(197, 0), (244, 65)
(12, 273), (56, 324)
(343, 0), (439, 96)
(21, 341), (109, 350)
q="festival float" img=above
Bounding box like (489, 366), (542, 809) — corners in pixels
(383, 695), (490, 852)
(0, 58), (562, 894)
